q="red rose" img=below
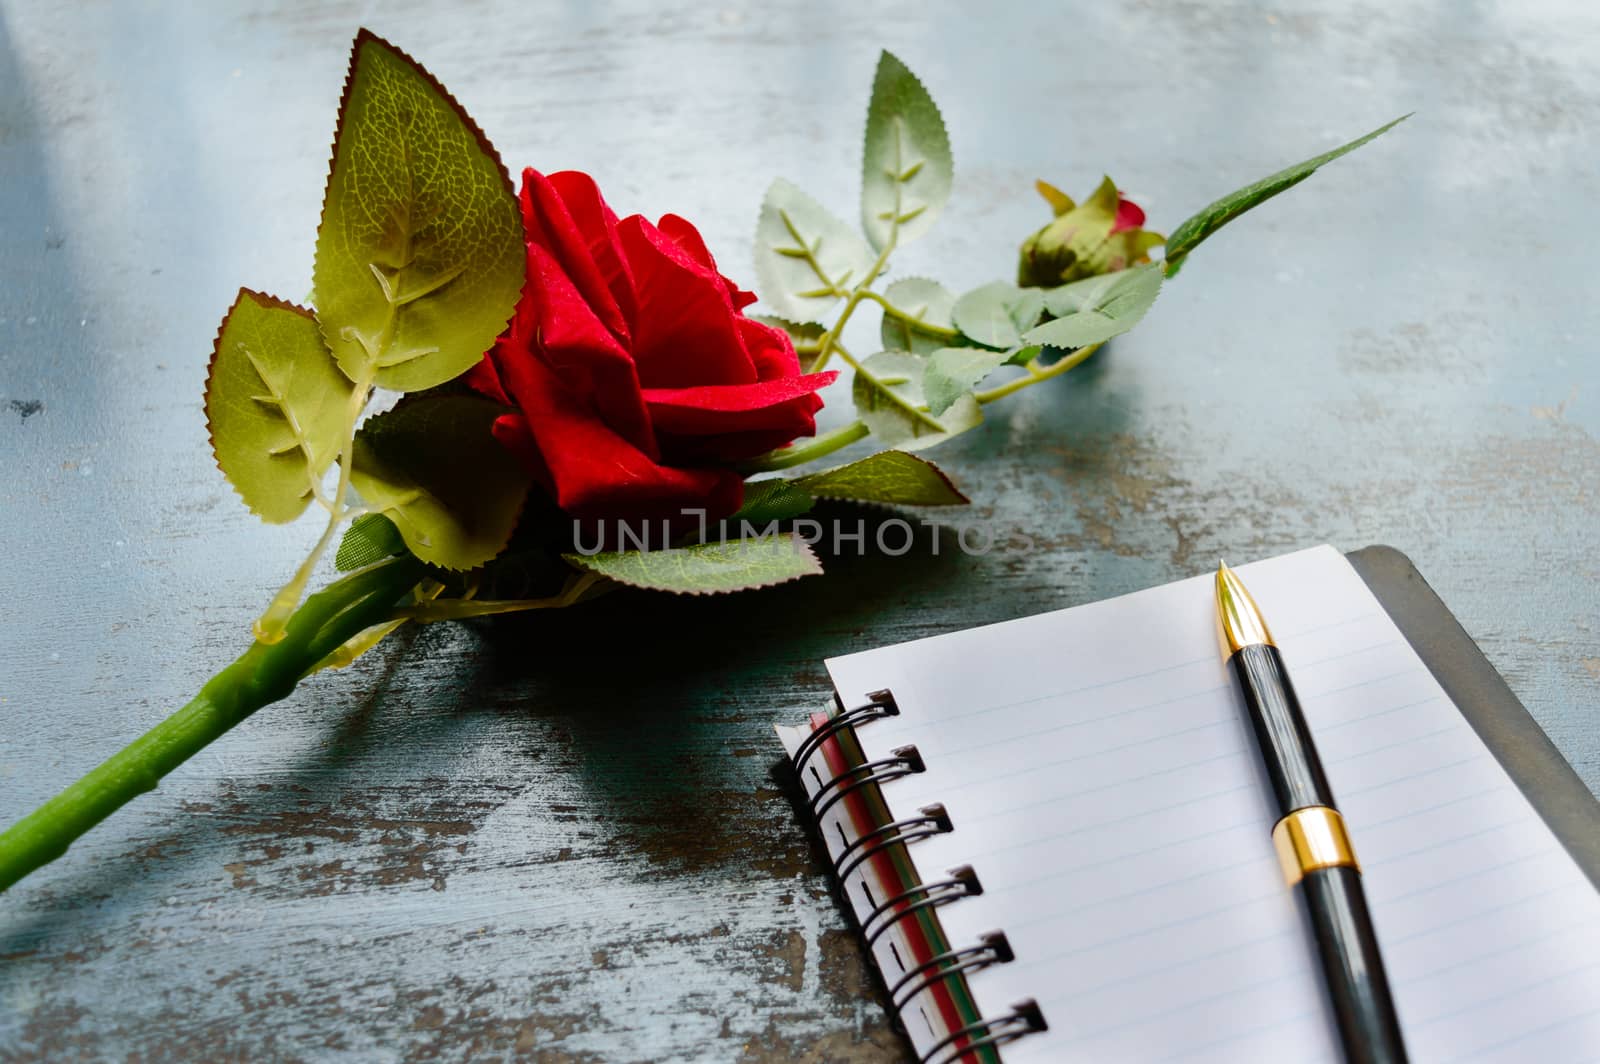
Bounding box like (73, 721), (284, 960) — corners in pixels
(467, 168), (836, 525)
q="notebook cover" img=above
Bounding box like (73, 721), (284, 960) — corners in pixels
(1347, 544), (1600, 889)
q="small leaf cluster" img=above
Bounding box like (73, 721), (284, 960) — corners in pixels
(205, 31), (527, 582)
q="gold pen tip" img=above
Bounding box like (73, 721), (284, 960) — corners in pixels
(1214, 560), (1274, 656)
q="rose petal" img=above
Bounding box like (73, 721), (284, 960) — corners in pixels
(464, 355), (510, 405)
(1111, 196), (1146, 235)
(507, 243), (654, 457)
(618, 215), (758, 389)
(522, 169), (630, 344)
(656, 426), (816, 465)
(548, 170), (639, 334)
(655, 394), (824, 463)
(739, 317), (803, 380)
(641, 371), (835, 418)
(658, 213), (757, 309)
(500, 345), (743, 522)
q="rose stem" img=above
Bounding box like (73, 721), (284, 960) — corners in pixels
(737, 420), (871, 473)
(0, 555), (424, 893)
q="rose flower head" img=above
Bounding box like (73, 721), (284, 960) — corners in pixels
(468, 169), (836, 530)
(1017, 176), (1164, 288)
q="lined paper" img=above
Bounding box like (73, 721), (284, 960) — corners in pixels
(826, 546), (1600, 1062)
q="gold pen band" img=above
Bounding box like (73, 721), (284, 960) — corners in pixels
(1271, 806), (1360, 886)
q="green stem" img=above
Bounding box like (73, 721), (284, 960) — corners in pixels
(0, 556), (424, 894)
(253, 368), (376, 643)
(808, 236), (897, 374)
(974, 342), (1104, 404)
(857, 289), (962, 342)
(737, 419), (870, 472)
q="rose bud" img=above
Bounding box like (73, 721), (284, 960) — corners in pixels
(1017, 176), (1165, 288)
(467, 169), (836, 535)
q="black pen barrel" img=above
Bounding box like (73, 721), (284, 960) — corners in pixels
(1300, 866), (1409, 1064)
(1230, 643), (1335, 813)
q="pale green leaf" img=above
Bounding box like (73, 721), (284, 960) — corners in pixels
(314, 30), (524, 392)
(335, 512), (407, 571)
(728, 478), (817, 524)
(1023, 263), (1164, 348)
(861, 51), (953, 250)
(923, 347), (1010, 416)
(1164, 115), (1409, 274)
(853, 350), (981, 451)
(752, 314), (827, 372)
(348, 394), (529, 570)
(205, 289), (355, 524)
(754, 179), (877, 323)
(878, 277), (957, 355)
(793, 450), (968, 506)
(563, 534), (822, 595)
(951, 281), (1045, 350)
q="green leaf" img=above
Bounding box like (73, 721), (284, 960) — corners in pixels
(951, 281), (1045, 349)
(1004, 344), (1042, 367)
(853, 350), (981, 451)
(1164, 115), (1409, 274)
(205, 289), (356, 524)
(348, 394), (529, 570)
(335, 512), (408, 571)
(861, 51), (953, 251)
(754, 179), (877, 323)
(563, 534), (822, 595)
(752, 314), (828, 372)
(878, 277), (957, 355)
(728, 478), (817, 524)
(313, 30), (525, 393)
(1023, 263), (1164, 348)
(922, 347), (1010, 416)
(793, 450), (968, 506)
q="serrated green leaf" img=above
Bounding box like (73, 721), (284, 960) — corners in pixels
(878, 277), (957, 355)
(752, 314), (828, 372)
(853, 350), (981, 451)
(348, 394), (529, 570)
(754, 179), (877, 323)
(335, 512), (408, 571)
(1023, 263), (1164, 348)
(314, 30), (524, 393)
(1164, 115), (1408, 274)
(728, 478), (817, 524)
(793, 450), (968, 506)
(951, 281), (1046, 350)
(861, 51), (953, 251)
(563, 534), (822, 595)
(205, 289), (355, 524)
(922, 347), (1010, 416)
(1005, 344), (1042, 367)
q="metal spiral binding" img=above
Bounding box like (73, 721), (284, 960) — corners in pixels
(790, 689), (899, 775)
(808, 744), (925, 823)
(888, 931), (1014, 1013)
(862, 865), (981, 948)
(793, 689), (1049, 1061)
(920, 999), (1049, 1064)
(833, 803), (952, 885)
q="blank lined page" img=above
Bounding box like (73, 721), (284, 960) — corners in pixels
(827, 546), (1600, 1062)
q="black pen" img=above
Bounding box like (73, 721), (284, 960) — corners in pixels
(1215, 562), (1409, 1064)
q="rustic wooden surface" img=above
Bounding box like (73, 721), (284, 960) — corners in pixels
(2, 1), (1596, 1060)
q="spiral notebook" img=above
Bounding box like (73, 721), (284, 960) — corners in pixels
(778, 545), (1600, 1063)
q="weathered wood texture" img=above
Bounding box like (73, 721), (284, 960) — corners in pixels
(2, 1), (1596, 1060)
